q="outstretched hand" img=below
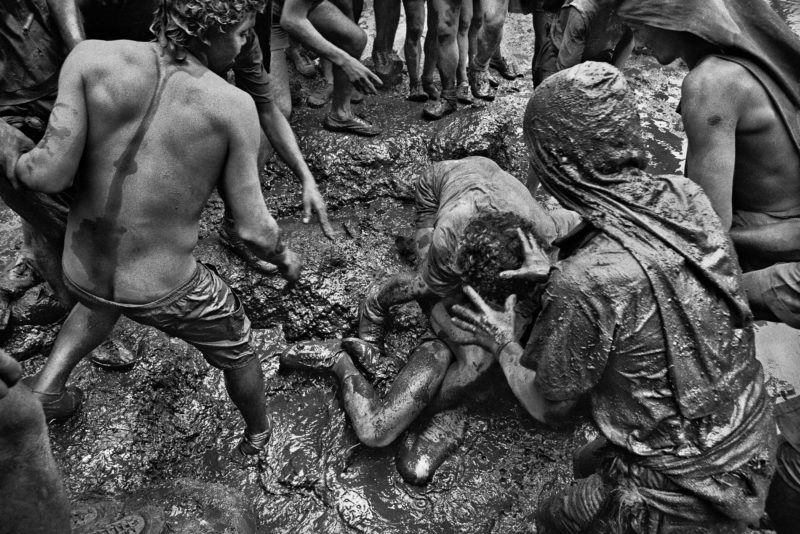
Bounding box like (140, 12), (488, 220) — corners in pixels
(499, 228), (551, 282)
(341, 56), (383, 95)
(449, 286), (517, 356)
(302, 181), (334, 240)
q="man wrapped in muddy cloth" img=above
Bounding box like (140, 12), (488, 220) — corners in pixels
(279, 155), (579, 485)
(449, 62), (777, 533)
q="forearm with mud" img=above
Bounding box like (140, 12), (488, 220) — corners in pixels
(239, 224), (295, 270)
(256, 102), (315, 188)
(362, 272), (434, 324)
(730, 221), (800, 262)
(281, 11), (352, 68)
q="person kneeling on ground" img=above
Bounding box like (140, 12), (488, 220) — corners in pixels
(10, 0), (301, 457)
(281, 156), (579, 484)
(450, 62), (776, 532)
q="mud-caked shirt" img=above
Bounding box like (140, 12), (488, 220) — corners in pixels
(551, 0), (626, 69)
(415, 156), (580, 298)
(0, 0), (65, 106)
(525, 225), (767, 460)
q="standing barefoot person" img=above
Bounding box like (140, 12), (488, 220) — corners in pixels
(12, 0), (302, 456)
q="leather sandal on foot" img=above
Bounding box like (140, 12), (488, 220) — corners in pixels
(26, 381), (84, 422)
(490, 56), (523, 79)
(322, 114), (381, 137)
(307, 82), (334, 108)
(407, 80), (429, 102)
(89, 338), (137, 371)
(468, 68), (497, 101)
(234, 424), (272, 459)
(279, 339), (345, 373)
(421, 78), (440, 101)
(456, 81), (473, 104)
(422, 97), (457, 120)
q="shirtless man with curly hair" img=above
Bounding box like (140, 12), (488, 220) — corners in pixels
(13, 0), (300, 456)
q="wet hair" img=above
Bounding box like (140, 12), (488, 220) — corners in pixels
(151, 0), (266, 57)
(455, 211), (543, 307)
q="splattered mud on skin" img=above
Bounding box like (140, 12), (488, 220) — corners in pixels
(4, 8), (799, 534)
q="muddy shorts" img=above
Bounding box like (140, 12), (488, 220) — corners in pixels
(270, 1), (290, 51)
(63, 263), (255, 371)
(733, 209), (800, 328)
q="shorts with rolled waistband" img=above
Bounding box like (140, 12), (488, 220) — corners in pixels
(63, 262), (255, 370)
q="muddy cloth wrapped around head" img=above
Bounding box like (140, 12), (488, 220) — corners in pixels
(525, 61), (753, 420)
(617, 0), (800, 109)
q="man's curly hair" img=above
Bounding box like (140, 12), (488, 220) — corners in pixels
(455, 211), (547, 307)
(151, 0), (266, 57)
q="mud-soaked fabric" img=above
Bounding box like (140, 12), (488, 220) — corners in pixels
(525, 62), (775, 526)
(617, 0), (800, 112)
(414, 156), (580, 298)
(732, 208), (800, 327)
(775, 437), (800, 494)
(525, 62), (755, 421)
(537, 430), (775, 533)
(543, 0), (626, 70)
(64, 263), (254, 370)
(0, 0), (65, 106)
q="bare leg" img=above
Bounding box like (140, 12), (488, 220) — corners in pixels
(433, 0), (461, 94)
(456, 0), (473, 85)
(427, 343), (492, 412)
(404, 0), (427, 93)
(308, 2), (370, 124)
(374, 0), (402, 57)
(332, 339), (452, 447)
(472, 0), (508, 71)
(33, 303), (120, 395)
(223, 359), (269, 435)
(421, 1), (439, 97)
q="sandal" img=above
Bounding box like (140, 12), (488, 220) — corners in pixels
(322, 114), (381, 137)
(24, 377), (84, 422)
(307, 81), (334, 108)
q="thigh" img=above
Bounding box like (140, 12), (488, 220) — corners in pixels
(308, 1), (362, 45)
(431, 0), (461, 31)
(403, 0), (426, 32)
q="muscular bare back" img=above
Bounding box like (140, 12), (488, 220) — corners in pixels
(682, 57), (800, 227)
(17, 39), (268, 303)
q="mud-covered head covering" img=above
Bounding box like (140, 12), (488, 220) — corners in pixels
(151, 0), (266, 59)
(617, 0), (800, 108)
(524, 62), (754, 420)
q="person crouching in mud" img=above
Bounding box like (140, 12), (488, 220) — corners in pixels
(280, 155), (579, 484)
(450, 62), (776, 533)
(11, 0), (301, 457)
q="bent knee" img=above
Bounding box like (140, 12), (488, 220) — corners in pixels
(356, 426), (396, 448)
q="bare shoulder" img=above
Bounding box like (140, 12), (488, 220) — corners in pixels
(682, 57), (762, 108)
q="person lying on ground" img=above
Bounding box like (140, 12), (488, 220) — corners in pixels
(0, 0), (138, 370)
(451, 61), (776, 533)
(76, 0), (334, 274)
(280, 157), (578, 484)
(533, 0), (632, 86)
(11, 0), (301, 457)
(618, 0), (800, 330)
(280, 0), (383, 135)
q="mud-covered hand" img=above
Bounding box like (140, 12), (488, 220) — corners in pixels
(341, 56), (383, 95)
(278, 249), (303, 284)
(450, 286), (517, 356)
(302, 181), (334, 240)
(0, 121), (35, 189)
(0, 349), (22, 399)
(499, 228), (551, 282)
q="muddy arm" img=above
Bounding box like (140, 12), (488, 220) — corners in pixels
(681, 68), (738, 230)
(47, 0), (85, 51)
(15, 44), (89, 193)
(730, 221), (800, 262)
(221, 92), (301, 281)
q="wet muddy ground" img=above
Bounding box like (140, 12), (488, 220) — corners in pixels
(1, 4), (799, 533)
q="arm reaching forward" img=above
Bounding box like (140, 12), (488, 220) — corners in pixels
(220, 92), (302, 282)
